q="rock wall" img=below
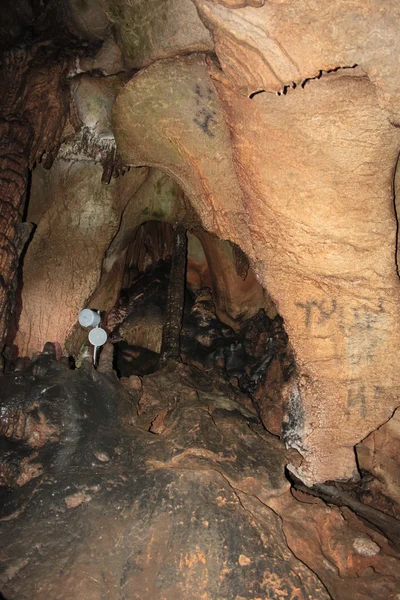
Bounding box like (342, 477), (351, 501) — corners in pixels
(195, 229), (265, 328)
(217, 71), (400, 484)
(15, 162), (146, 357)
(113, 56), (400, 484)
(193, 0), (400, 123)
(9, 0), (400, 484)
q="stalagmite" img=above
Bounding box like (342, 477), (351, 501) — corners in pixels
(160, 223), (188, 362)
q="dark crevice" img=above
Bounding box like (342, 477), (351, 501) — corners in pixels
(286, 468), (400, 551)
(392, 149), (400, 278)
(249, 64), (359, 99)
(249, 89), (265, 99)
(300, 64), (359, 89)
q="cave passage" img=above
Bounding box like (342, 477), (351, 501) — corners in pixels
(103, 219), (294, 435)
(1, 0), (400, 594)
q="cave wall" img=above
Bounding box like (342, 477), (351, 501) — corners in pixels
(217, 70), (400, 484)
(110, 4), (400, 484)
(15, 161), (146, 357)
(194, 229), (265, 328)
(2, 0), (400, 485)
(17, 161), (263, 357)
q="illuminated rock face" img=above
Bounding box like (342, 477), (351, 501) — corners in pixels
(113, 53), (400, 485)
(216, 72), (400, 484)
(4, 0), (400, 485)
(15, 161), (145, 358)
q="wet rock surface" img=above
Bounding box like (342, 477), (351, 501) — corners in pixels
(1, 351), (399, 599)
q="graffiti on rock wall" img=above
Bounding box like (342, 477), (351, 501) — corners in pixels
(193, 83), (217, 138)
(345, 382), (387, 420)
(295, 297), (386, 368)
(296, 297), (388, 420)
(295, 299), (337, 328)
(345, 381), (366, 419)
(345, 298), (385, 370)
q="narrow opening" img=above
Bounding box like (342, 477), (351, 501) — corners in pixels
(393, 149), (400, 278)
(106, 219), (294, 437)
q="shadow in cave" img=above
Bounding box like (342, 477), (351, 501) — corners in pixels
(2, 165), (36, 367)
(105, 219), (295, 436)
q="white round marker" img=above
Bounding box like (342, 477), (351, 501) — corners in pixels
(88, 327), (108, 347)
(78, 309), (101, 328)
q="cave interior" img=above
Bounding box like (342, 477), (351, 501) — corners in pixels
(0, 1), (400, 599)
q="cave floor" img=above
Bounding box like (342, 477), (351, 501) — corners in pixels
(0, 352), (399, 600)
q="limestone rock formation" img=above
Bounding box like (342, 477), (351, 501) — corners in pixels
(215, 71), (400, 484)
(113, 51), (400, 483)
(113, 53), (252, 249)
(1, 1), (400, 597)
(104, 0), (214, 69)
(357, 408), (400, 515)
(193, 0), (400, 122)
(15, 162), (147, 357)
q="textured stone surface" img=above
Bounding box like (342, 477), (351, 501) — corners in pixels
(71, 74), (124, 143)
(105, 0), (214, 69)
(67, 0), (110, 41)
(272, 493), (400, 600)
(356, 408), (400, 513)
(78, 38), (124, 76)
(195, 229), (265, 328)
(1, 356), (399, 599)
(15, 162), (146, 356)
(216, 71), (400, 483)
(194, 0), (400, 123)
(113, 54), (253, 252)
(113, 52), (400, 483)
(0, 43), (75, 350)
(1, 3), (400, 596)
(87, 168), (185, 326)
(0, 358), (330, 600)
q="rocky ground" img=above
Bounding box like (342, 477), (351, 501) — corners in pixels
(0, 343), (399, 599)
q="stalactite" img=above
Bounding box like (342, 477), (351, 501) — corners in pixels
(160, 223), (188, 363)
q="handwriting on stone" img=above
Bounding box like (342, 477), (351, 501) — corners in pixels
(346, 299), (386, 368)
(193, 83), (217, 137)
(295, 299), (337, 328)
(346, 382), (366, 418)
(296, 297), (386, 370)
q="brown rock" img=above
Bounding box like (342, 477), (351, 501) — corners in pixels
(104, 0), (214, 69)
(97, 342), (115, 373)
(356, 408), (400, 511)
(195, 229), (265, 328)
(89, 168), (185, 325)
(254, 357), (284, 436)
(113, 51), (400, 483)
(194, 0), (400, 122)
(271, 493), (400, 600)
(120, 375), (142, 392)
(1, 357), (399, 599)
(113, 54), (252, 250)
(67, 0), (109, 40)
(215, 71), (400, 484)
(15, 162), (146, 357)
(79, 38), (124, 76)
(118, 311), (164, 353)
(64, 492), (92, 509)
